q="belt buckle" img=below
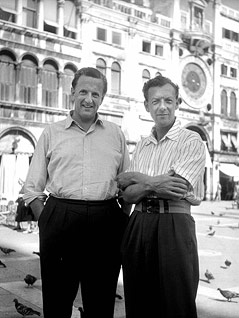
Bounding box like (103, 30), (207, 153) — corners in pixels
(146, 199), (158, 214)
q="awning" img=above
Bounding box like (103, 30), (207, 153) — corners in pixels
(221, 135), (231, 148)
(231, 135), (238, 149)
(219, 163), (239, 177)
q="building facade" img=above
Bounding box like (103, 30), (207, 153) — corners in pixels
(0, 0), (239, 202)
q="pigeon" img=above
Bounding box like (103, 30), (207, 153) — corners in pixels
(208, 225), (213, 231)
(205, 269), (214, 283)
(211, 211), (215, 215)
(225, 259), (232, 267)
(217, 288), (239, 302)
(24, 274), (37, 287)
(13, 298), (41, 316)
(217, 219), (220, 225)
(115, 293), (123, 300)
(207, 230), (215, 237)
(78, 307), (85, 318)
(0, 260), (6, 268)
(33, 251), (40, 257)
(0, 247), (16, 255)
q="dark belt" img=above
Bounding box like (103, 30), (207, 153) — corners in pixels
(49, 195), (116, 206)
(135, 198), (191, 214)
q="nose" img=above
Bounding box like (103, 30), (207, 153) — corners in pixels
(158, 98), (166, 109)
(85, 93), (93, 104)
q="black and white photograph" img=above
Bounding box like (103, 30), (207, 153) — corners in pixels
(0, 0), (239, 317)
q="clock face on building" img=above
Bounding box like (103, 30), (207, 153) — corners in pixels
(180, 58), (213, 109)
(181, 63), (206, 99)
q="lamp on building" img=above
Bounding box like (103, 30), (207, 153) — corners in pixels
(207, 58), (213, 65)
(207, 103), (212, 111)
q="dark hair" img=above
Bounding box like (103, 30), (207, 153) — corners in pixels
(142, 75), (179, 101)
(72, 67), (108, 97)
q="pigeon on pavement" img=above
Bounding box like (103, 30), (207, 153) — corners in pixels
(217, 288), (239, 302)
(115, 293), (123, 300)
(205, 269), (214, 283)
(0, 260), (6, 268)
(33, 251), (40, 257)
(13, 298), (41, 316)
(225, 259), (232, 267)
(207, 230), (215, 237)
(24, 274), (37, 287)
(0, 247), (16, 255)
(211, 211), (215, 215)
(78, 306), (85, 318)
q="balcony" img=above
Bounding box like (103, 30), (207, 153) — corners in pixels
(181, 29), (212, 56)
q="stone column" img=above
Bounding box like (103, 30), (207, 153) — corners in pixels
(57, 0), (65, 37)
(37, 0), (44, 31)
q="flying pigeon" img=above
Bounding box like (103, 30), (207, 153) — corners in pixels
(13, 298), (41, 316)
(225, 259), (232, 267)
(0, 247), (16, 255)
(24, 274), (37, 287)
(0, 260), (6, 268)
(205, 269), (214, 283)
(217, 288), (239, 302)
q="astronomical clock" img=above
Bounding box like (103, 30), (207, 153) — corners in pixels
(180, 56), (213, 109)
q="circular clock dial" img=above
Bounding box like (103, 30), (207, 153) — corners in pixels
(181, 63), (207, 99)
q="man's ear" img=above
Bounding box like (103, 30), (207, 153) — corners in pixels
(175, 97), (182, 110)
(144, 100), (149, 112)
(71, 87), (75, 101)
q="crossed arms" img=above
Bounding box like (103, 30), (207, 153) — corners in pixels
(116, 171), (189, 204)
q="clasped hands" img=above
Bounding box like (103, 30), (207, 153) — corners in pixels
(116, 170), (189, 201)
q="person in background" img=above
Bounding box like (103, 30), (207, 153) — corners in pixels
(14, 195), (36, 233)
(23, 67), (130, 318)
(117, 75), (206, 318)
(214, 182), (222, 201)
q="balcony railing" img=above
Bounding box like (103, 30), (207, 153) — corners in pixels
(88, 0), (171, 28)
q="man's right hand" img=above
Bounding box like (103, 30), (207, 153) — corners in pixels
(30, 198), (44, 221)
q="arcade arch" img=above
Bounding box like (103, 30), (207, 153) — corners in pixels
(0, 128), (35, 201)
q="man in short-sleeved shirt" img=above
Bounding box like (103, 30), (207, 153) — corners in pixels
(117, 75), (206, 318)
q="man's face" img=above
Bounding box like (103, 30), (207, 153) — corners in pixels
(144, 83), (178, 128)
(71, 75), (104, 124)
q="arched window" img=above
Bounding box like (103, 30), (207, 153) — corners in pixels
(62, 65), (76, 109)
(221, 90), (227, 116)
(96, 58), (107, 76)
(230, 91), (237, 117)
(142, 69), (150, 85)
(111, 62), (121, 94)
(0, 51), (15, 102)
(42, 60), (58, 107)
(20, 56), (38, 105)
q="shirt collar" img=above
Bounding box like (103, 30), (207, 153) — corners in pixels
(145, 118), (181, 145)
(65, 111), (104, 130)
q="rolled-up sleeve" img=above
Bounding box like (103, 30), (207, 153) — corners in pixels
(171, 138), (206, 205)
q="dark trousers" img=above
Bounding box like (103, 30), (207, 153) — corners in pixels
(38, 196), (128, 318)
(121, 211), (199, 318)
